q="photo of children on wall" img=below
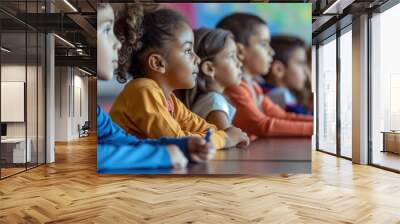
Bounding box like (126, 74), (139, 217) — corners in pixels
(97, 2), (313, 174)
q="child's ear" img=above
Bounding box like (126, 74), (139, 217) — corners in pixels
(270, 61), (285, 79)
(200, 61), (215, 79)
(236, 43), (246, 62)
(148, 53), (166, 74)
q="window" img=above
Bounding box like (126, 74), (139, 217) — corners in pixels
(317, 36), (337, 154)
(370, 3), (400, 171)
(339, 28), (352, 158)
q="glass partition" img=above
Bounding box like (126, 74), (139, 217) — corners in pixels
(317, 36), (337, 155)
(0, 0), (46, 179)
(370, 3), (400, 171)
(1, 29), (28, 178)
(339, 28), (352, 158)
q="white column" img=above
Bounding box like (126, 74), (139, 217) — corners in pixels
(46, 33), (55, 163)
(311, 45), (317, 151)
(46, 0), (55, 163)
(352, 14), (369, 164)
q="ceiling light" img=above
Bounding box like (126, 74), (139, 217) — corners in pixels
(78, 67), (92, 76)
(63, 0), (78, 12)
(322, 0), (354, 15)
(54, 34), (75, 48)
(1, 47), (11, 53)
(323, 0), (342, 14)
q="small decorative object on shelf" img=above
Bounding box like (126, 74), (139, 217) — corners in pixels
(78, 121), (90, 138)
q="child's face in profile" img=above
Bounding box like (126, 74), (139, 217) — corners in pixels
(283, 47), (307, 91)
(97, 4), (121, 80)
(164, 23), (200, 90)
(212, 38), (242, 87)
(241, 24), (274, 76)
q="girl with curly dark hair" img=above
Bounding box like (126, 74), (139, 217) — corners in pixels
(109, 4), (248, 149)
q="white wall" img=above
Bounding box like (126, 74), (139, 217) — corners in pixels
(72, 72), (89, 138)
(54, 67), (89, 141)
(55, 66), (69, 141)
(1, 65), (41, 138)
(1, 65), (26, 139)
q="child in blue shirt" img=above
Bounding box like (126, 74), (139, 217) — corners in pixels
(97, 3), (215, 172)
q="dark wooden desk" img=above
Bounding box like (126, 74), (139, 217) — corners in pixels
(100, 137), (312, 175)
(213, 137), (310, 161)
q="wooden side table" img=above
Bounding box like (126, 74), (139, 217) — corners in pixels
(381, 131), (400, 154)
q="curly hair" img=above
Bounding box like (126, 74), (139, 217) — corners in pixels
(114, 4), (187, 83)
(114, 3), (144, 83)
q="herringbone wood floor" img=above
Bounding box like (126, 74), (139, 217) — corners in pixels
(1, 135), (400, 224)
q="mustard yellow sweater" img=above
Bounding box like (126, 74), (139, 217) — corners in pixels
(109, 78), (227, 149)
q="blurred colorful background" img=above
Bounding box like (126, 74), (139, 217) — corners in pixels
(163, 3), (311, 45)
(98, 3), (312, 112)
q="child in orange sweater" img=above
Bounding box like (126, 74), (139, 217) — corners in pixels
(109, 7), (248, 149)
(217, 13), (313, 138)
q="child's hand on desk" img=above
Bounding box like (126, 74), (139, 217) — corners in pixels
(237, 131), (250, 148)
(225, 127), (250, 149)
(236, 135), (250, 148)
(166, 145), (188, 169)
(187, 137), (216, 163)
